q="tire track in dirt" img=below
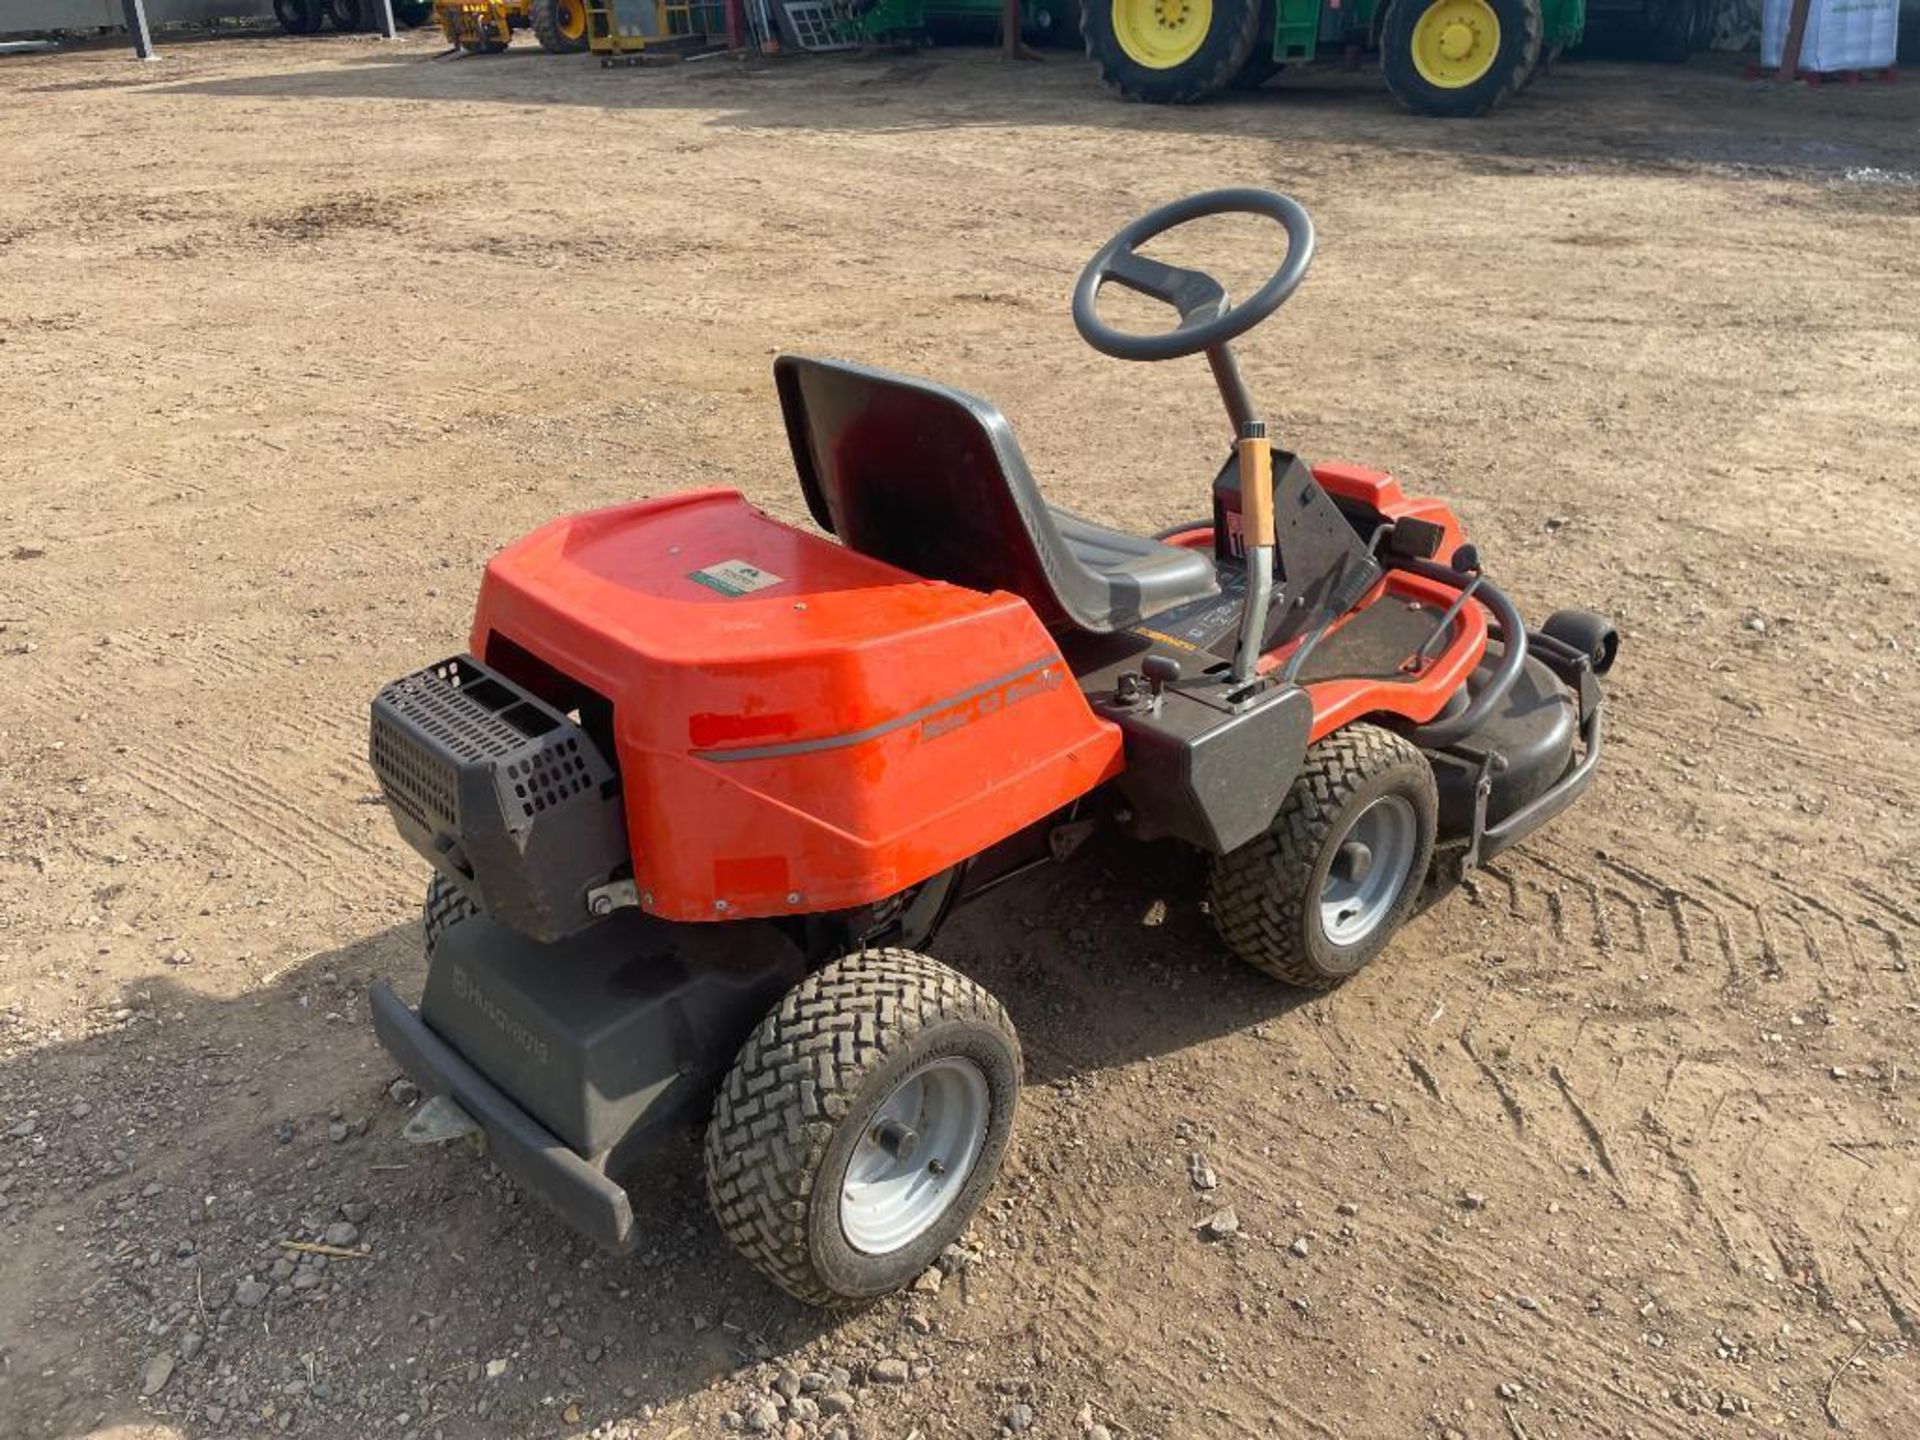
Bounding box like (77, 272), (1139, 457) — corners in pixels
(1036, 1142), (1717, 1440)
(1033, 841), (1920, 1436)
(5, 637), (396, 917)
(1023, 995), (1753, 1438)
(1631, 710), (1920, 809)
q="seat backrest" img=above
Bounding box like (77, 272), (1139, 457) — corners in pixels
(775, 355), (1103, 632)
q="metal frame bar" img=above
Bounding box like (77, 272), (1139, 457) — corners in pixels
(120, 0), (157, 57)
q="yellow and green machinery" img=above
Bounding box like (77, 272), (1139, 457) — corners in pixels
(1081, 0), (1585, 114)
(850, 0), (1081, 46)
(584, 0), (727, 61)
(433, 0), (592, 51)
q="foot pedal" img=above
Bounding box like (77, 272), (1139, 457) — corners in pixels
(402, 1093), (484, 1151)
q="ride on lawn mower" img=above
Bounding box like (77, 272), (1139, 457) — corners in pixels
(367, 189), (1617, 1305)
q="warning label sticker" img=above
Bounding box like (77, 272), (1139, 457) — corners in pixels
(688, 560), (784, 597)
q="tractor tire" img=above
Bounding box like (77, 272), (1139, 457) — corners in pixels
(423, 872), (481, 956)
(705, 948), (1021, 1306)
(274, 0), (326, 32)
(1084, 0), (1263, 104)
(1380, 0), (1542, 117)
(1230, 0), (1281, 87)
(326, 0), (366, 28)
(1518, 38), (1559, 89)
(1208, 723), (1437, 989)
(532, 0), (590, 51)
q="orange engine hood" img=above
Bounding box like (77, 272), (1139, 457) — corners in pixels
(470, 489), (1122, 920)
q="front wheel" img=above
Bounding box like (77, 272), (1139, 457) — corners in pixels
(1380, 0), (1542, 117)
(1084, 0), (1263, 104)
(705, 949), (1021, 1306)
(532, 0), (591, 51)
(1208, 723), (1437, 989)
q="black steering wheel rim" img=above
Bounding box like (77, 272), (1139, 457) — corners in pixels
(1071, 188), (1316, 364)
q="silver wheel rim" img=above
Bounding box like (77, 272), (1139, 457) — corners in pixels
(1318, 794), (1418, 947)
(839, 1056), (989, 1256)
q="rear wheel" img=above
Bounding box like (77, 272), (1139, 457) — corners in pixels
(1084, 0), (1262, 103)
(423, 873), (481, 956)
(325, 0), (366, 29)
(274, 0), (326, 32)
(1208, 723), (1437, 989)
(1380, 0), (1542, 117)
(532, 0), (590, 50)
(393, 0), (433, 23)
(705, 949), (1021, 1305)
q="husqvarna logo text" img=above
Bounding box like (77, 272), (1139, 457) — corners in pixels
(450, 965), (549, 1067)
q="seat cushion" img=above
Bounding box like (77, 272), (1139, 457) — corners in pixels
(777, 354), (1219, 633)
(1050, 509), (1220, 622)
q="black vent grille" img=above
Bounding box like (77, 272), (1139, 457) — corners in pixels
(370, 712), (458, 835)
(385, 658), (538, 763)
(368, 653), (629, 943)
(504, 740), (595, 820)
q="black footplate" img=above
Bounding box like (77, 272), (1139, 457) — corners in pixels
(370, 654), (628, 943)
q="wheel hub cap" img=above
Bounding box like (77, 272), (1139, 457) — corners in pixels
(840, 1057), (989, 1256)
(1319, 795), (1418, 947)
(1409, 0), (1502, 89)
(1111, 0), (1214, 70)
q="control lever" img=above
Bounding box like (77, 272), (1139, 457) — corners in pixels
(1232, 420), (1275, 685)
(1141, 654), (1181, 708)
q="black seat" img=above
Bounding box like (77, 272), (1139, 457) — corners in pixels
(774, 356), (1218, 634)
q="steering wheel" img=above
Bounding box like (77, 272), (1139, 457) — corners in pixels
(1071, 189), (1315, 364)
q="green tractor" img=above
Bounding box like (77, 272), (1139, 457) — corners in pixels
(1083, 0), (1583, 115)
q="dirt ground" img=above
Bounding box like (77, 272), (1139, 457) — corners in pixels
(3, 25), (1918, 1440)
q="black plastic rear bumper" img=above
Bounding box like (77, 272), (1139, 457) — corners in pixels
(369, 982), (637, 1253)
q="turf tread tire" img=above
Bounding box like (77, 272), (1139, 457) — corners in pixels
(423, 873), (481, 956)
(705, 948), (1019, 1306)
(532, 0), (589, 51)
(1083, 0), (1263, 104)
(1208, 723), (1436, 989)
(1379, 0), (1542, 117)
